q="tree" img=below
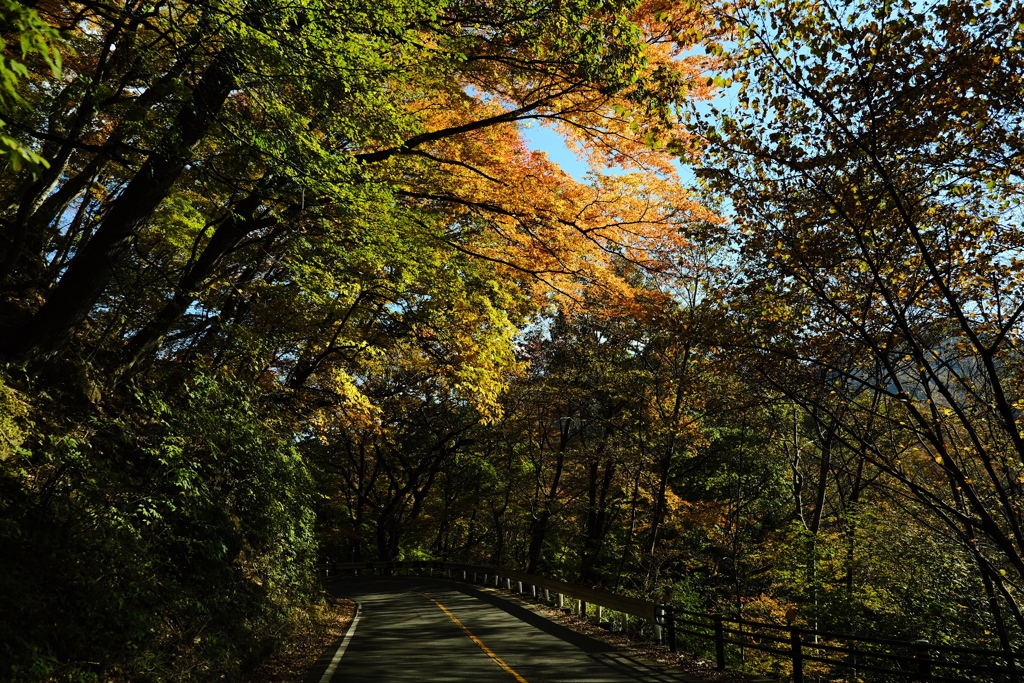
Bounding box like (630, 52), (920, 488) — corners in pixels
(309, 337), (482, 563)
(0, 0), (717, 370)
(696, 0), (1024, 642)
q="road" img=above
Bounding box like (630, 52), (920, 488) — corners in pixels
(306, 576), (701, 683)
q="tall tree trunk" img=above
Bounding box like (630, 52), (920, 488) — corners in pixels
(7, 54), (236, 364)
(646, 452), (671, 556)
(527, 419), (569, 574)
(580, 456), (615, 585)
(614, 465), (644, 590)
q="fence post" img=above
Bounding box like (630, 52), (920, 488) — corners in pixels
(714, 614), (726, 670)
(790, 628), (804, 683)
(558, 593), (565, 610)
(667, 605), (677, 653)
(913, 640), (931, 682)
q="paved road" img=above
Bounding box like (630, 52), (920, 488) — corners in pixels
(306, 576), (698, 683)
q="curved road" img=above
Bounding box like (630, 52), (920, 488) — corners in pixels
(307, 576), (700, 683)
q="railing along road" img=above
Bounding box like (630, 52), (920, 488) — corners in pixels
(329, 560), (1021, 683)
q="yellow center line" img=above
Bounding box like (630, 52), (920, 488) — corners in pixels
(418, 593), (529, 683)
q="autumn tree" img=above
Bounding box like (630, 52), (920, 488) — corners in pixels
(308, 336), (485, 563)
(0, 0), (717, 370)
(695, 0), (1024, 644)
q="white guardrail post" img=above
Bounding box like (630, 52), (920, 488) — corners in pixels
(331, 561), (659, 643)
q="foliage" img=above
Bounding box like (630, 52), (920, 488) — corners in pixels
(0, 369), (31, 460)
(0, 0), (62, 173)
(692, 0), (1024, 647)
(0, 370), (317, 681)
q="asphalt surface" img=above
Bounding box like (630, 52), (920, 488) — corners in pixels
(306, 576), (700, 683)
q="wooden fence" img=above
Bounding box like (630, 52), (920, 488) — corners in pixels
(667, 607), (1021, 683)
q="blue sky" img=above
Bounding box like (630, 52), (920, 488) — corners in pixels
(517, 122), (593, 180)
(518, 120), (693, 184)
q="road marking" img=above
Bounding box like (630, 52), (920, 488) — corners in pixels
(419, 593), (529, 683)
(319, 602), (362, 683)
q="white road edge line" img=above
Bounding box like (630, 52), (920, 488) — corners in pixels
(319, 602), (362, 683)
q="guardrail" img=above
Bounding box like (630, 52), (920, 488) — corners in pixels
(328, 560), (1021, 682)
(330, 560), (660, 631)
(666, 607), (1021, 683)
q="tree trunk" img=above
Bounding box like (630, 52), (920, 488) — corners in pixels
(117, 186), (273, 377)
(527, 419), (569, 573)
(7, 54), (236, 364)
(580, 457), (615, 585)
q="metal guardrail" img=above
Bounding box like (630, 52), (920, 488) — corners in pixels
(328, 560), (1021, 682)
(330, 560), (658, 624)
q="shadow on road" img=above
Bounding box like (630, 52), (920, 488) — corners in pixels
(325, 575), (617, 654)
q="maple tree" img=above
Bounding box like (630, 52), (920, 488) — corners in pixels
(0, 0), (718, 368)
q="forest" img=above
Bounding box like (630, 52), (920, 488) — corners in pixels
(1, 0), (1023, 680)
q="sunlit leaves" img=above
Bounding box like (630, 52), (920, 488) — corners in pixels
(697, 0), (1024, 599)
(0, 0), (63, 174)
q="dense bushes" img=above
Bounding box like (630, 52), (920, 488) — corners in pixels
(0, 370), (317, 682)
